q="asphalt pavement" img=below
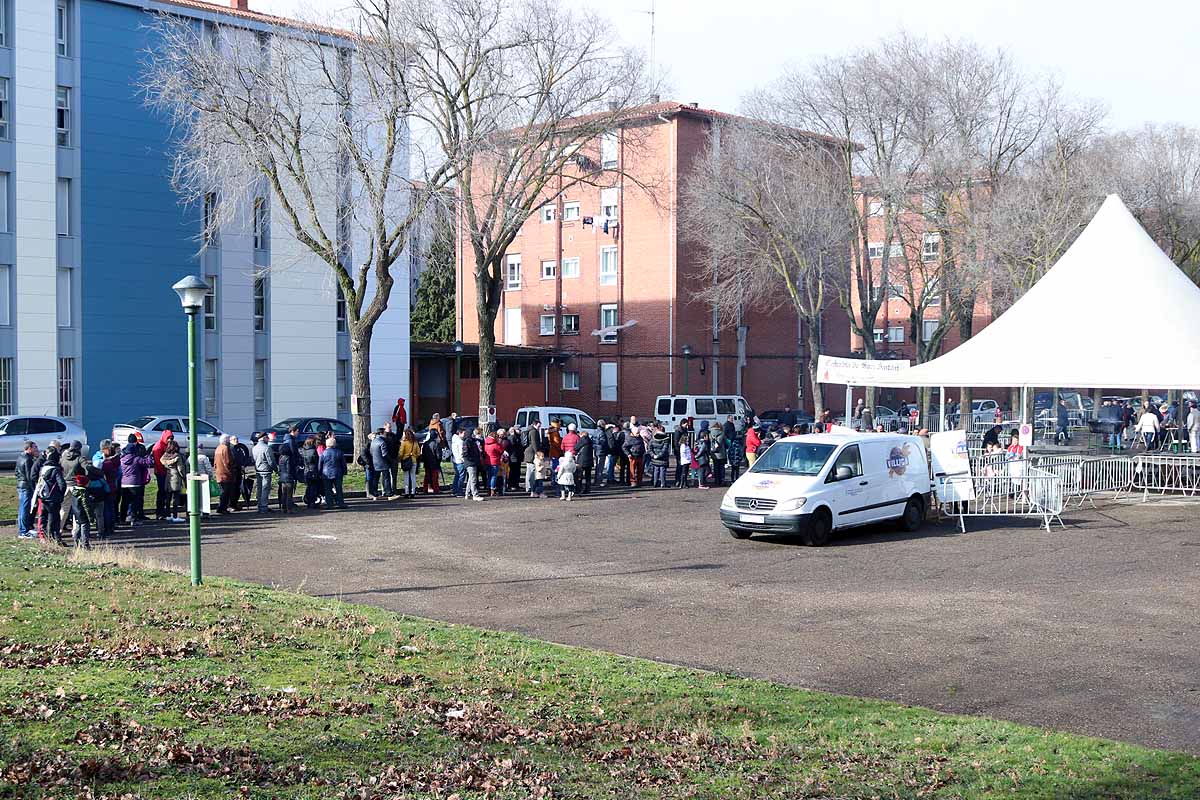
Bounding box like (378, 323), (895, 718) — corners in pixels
(107, 485), (1200, 754)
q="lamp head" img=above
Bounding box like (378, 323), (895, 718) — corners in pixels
(172, 275), (209, 312)
(682, 344), (693, 357)
(453, 340), (464, 354)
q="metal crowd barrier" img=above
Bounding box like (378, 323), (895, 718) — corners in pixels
(1029, 454), (1136, 507)
(938, 464), (1064, 532)
(1132, 453), (1200, 498)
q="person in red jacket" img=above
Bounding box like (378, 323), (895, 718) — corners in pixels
(391, 397), (407, 428)
(560, 423), (580, 454)
(151, 430), (174, 520)
(483, 431), (506, 496)
(745, 425), (762, 467)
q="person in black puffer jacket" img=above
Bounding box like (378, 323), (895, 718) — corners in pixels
(648, 429), (671, 488)
(299, 437), (322, 508)
(575, 431), (594, 494)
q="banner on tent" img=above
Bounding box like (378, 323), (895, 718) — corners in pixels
(817, 355), (911, 386)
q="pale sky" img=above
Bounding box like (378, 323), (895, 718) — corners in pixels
(254, 0), (1200, 132)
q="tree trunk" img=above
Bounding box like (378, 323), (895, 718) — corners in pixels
(959, 386), (972, 431)
(1009, 387), (1021, 422)
(349, 324), (373, 459)
(477, 308), (498, 433)
(805, 320), (824, 419)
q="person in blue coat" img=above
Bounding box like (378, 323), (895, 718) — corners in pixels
(318, 436), (348, 509)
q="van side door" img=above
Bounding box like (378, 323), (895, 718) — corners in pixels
(822, 444), (871, 528)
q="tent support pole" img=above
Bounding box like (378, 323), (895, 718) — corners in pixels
(1020, 386), (1028, 425)
(939, 386), (946, 433)
(845, 385), (853, 428)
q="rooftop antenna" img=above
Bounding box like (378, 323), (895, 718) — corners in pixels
(637, 0), (656, 89)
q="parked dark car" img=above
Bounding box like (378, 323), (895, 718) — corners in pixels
(756, 409), (815, 429)
(266, 417), (354, 458)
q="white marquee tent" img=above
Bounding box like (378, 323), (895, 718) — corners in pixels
(874, 194), (1200, 391)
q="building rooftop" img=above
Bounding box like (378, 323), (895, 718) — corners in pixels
(151, 0), (348, 37)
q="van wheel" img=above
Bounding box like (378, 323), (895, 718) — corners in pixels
(900, 497), (924, 532)
(805, 509), (832, 547)
(728, 528), (752, 540)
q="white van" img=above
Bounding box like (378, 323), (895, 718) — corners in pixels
(655, 395), (754, 434)
(513, 406), (601, 438)
(719, 431), (932, 546)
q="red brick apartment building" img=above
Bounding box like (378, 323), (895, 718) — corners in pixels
(456, 101), (851, 421)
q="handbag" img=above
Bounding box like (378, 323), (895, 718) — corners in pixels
(400, 457), (413, 471)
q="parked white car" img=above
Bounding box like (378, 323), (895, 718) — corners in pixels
(655, 394), (755, 433)
(513, 407), (601, 438)
(111, 415), (226, 454)
(719, 431), (932, 546)
(0, 416), (89, 466)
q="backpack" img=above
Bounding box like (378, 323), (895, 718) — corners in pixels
(38, 468), (63, 501)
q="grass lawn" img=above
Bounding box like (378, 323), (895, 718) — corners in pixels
(0, 542), (1197, 798)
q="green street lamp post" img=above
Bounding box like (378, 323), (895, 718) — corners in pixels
(453, 339), (464, 415)
(682, 344), (692, 394)
(173, 275), (209, 586)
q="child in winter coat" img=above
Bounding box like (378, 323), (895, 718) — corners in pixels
(556, 451), (576, 500)
(677, 439), (694, 489)
(531, 452), (548, 497)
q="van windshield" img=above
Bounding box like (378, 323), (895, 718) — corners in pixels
(750, 442), (836, 476)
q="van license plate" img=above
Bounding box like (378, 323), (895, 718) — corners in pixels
(739, 514), (765, 524)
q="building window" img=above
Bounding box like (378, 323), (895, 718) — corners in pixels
(56, 178), (69, 236)
(0, 79), (9, 140)
(561, 314), (579, 335)
(888, 242), (903, 258)
(600, 187), (618, 219)
(888, 282), (905, 300)
(539, 314), (555, 336)
(253, 359), (267, 414)
(504, 306), (523, 346)
(562, 370), (580, 391)
(0, 358), (11, 416)
(0, 173), (8, 233)
(0, 265), (9, 327)
(600, 131), (618, 168)
(600, 362), (617, 402)
(600, 303), (618, 344)
(922, 233), (940, 263)
(56, 1), (69, 56)
(202, 192), (218, 243)
(563, 201), (580, 221)
(872, 328), (884, 343)
(599, 246), (618, 285)
(887, 325), (904, 343)
(335, 284), (347, 332)
(203, 274), (217, 331)
(540, 205), (555, 223)
(252, 197), (267, 249)
(562, 257), (580, 279)
(253, 275), (266, 331)
(203, 359), (218, 417)
(540, 259), (556, 280)
(0, 4), (7, 48)
(868, 199), (884, 217)
(922, 318), (938, 342)
(505, 253), (521, 290)
(337, 359), (349, 412)
(57, 358), (74, 418)
(56, 267), (71, 327)
(867, 242), (884, 260)
(55, 87), (70, 146)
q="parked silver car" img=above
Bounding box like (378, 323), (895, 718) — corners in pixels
(0, 416), (89, 466)
(111, 415), (226, 454)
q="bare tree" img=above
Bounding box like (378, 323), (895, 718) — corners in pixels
(1108, 124), (1200, 281)
(401, 0), (653, 421)
(758, 34), (934, 411)
(144, 1), (454, 454)
(681, 121), (851, 416)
